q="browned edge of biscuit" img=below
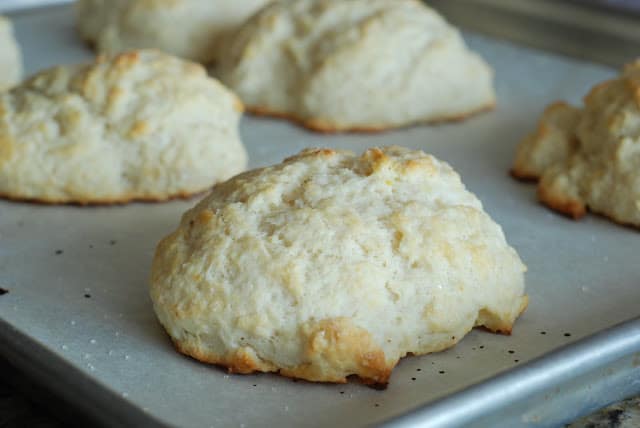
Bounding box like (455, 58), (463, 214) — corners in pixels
(171, 336), (393, 387)
(0, 189), (208, 207)
(509, 168), (541, 182)
(511, 170), (640, 229)
(245, 102), (496, 134)
(510, 163), (589, 222)
(166, 306), (525, 388)
(173, 339), (276, 374)
(477, 295), (528, 336)
(511, 168), (587, 221)
(510, 164), (588, 221)
(537, 184), (586, 220)
(539, 191), (640, 230)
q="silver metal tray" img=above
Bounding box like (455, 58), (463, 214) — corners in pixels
(1, 4), (639, 428)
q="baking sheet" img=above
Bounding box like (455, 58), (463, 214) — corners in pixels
(428, 0), (640, 67)
(1, 4), (639, 428)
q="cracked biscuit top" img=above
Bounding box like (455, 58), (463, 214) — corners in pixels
(512, 61), (640, 227)
(0, 49), (247, 204)
(215, 0), (495, 132)
(150, 146), (527, 385)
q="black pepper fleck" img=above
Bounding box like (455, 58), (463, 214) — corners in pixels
(479, 345), (485, 349)
(55, 249), (63, 255)
(252, 384), (256, 387)
(109, 240), (117, 246)
(411, 377), (416, 381)
(416, 368), (421, 372)
(508, 350), (515, 354)
(374, 404), (380, 407)
(369, 382), (388, 391)
(540, 331), (547, 335)
(84, 294), (91, 298)
(605, 409), (624, 425)
(438, 371), (445, 374)
(340, 391), (344, 394)
(564, 333), (572, 337)
(514, 360), (520, 363)
(0, 288), (8, 295)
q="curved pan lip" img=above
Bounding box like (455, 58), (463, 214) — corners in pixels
(382, 315), (640, 428)
(0, 318), (169, 428)
(428, 0), (640, 67)
(4, 315), (639, 428)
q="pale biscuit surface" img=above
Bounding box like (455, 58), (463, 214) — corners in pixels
(76, 0), (270, 63)
(150, 146), (527, 384)
(512, 61), (640, 226)
(215, 0), (496, 132)
(0, 50), (247, 204)
(0, 16), (22, 90)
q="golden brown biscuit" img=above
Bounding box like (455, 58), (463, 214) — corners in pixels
(0, 50), (247, 204)
(150, 146), (527, 385)
(215, 0), (495, 133)
(512, 61), (640, 227)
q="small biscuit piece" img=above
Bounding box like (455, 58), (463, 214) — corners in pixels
(150, 146), (527, 384)
(0, 16), (22, 90)
(75, 0), (271, 63)
(512, 61), (640, 227)
(0, 50), (247, 204)
(215, 0), (496, 133)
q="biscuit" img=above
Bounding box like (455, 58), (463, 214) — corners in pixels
(150, 146), (527, 385)
(214, 0), (496, 133)
(75, 0), (271, 63)
(0, 50), (247, 204)
(0, 16), (22, 90)
(512, 61), (640, 227)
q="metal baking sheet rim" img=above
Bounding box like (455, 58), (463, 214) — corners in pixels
(2, 314), (639, 428)
(384, 316), (640, 428)
(0, 318), (168, 428)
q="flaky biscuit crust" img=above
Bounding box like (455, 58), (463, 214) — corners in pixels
(511, 61), (640, 228)
(215, 0), (496, 132)
(151, 146), (527, 385)
(246, 103), (496, 134)
(0, 50), (247, 204)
